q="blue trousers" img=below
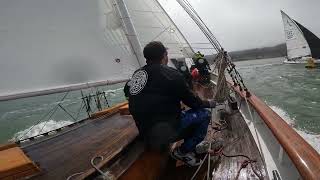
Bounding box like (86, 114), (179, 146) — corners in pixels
(177, 108), (211, 153)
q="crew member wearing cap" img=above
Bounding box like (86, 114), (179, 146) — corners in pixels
(124, 41), (216, 166)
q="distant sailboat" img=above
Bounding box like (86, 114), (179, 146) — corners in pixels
(281, 10), (320, 64)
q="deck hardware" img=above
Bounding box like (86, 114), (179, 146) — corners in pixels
(272, 170), (281, 180)
(278, 147), (284, 164)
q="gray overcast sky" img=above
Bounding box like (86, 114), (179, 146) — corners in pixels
(160, 0), (320, 51)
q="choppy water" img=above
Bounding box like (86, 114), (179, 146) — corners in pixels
(235, 57), (320, 152)
(0, 83), (126, 143)
(0, 58), (319, 153)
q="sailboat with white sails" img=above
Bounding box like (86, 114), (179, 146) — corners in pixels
(281, 10), (320, 64)
(0, 1), (319, 180)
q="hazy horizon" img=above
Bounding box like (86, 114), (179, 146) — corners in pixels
(160, 0), (320, 51)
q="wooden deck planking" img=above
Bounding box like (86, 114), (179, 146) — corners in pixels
(160, 111), (268, 180)
(22, 114), (138, 180)
(160, 83), (267, 179)
(211, 111), (267, 179)
(19, 82), (268, 180)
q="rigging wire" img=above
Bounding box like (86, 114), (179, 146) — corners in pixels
(39, 94), (86, 136)
(155, 0), (195, 57)
(38, 104), (62, 135)
(181, 0), (222, 48)
(18, 92), (69, 140)
(190, 154), (208, 180)
(177, 0), (251, 96)
(58, 104), (77, 121)
(75, 100), (85, 120)
(177, 0), (221, 52)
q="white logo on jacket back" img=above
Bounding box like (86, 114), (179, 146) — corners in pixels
(129, 70), (148, 95)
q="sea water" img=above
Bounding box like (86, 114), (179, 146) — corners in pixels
(235, 57), (320, 152)
(0, 83), (126, 143)
(0, 58), (319, 152)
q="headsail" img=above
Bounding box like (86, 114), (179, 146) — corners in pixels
(294, 20), (320, 59)
(280, 10), (311, 60)
(123, 0), (195, 61)
(0, 0), (140, 95)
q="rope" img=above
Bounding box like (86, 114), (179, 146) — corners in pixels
(234, 159), (257, 180)
(190, 154), (208, 180)
(213, 54), (229, 103)
(66, 172), (84, 180)
(209, 148), (263, 180)
(91, 156), (108, 178)
(66, 153), (114, 180)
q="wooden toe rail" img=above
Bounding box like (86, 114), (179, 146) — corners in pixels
(229, 82), (320, 179)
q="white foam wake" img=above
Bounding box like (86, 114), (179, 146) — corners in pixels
(269, 105), (320, 153)
(237, 63), (282, 70)
(12, 120), (73, 141)
(104, 87), (123, 96)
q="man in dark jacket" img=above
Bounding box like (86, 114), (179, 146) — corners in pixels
(124, 41), (215, 166)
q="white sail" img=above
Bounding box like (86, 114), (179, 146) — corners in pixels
(281, 10), (311, 60)
(0, 0), (140, 95)
(123, 0), (194, 61)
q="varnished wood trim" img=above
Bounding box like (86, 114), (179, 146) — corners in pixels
(0, 143), (17, 151)
(0, 147), (41, 179)
(119, 104), (130, 115)
(90, 102), (128, 119)
(228, 82), (320, 179)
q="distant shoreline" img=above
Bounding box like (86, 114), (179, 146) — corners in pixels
(205, 43), (286, 63)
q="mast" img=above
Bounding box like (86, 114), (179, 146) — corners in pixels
(114, 0), (145, 66)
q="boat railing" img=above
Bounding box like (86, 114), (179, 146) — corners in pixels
(228, 81), (320, 179)
(0, 79), (128, 144)
(0, 79), (128, 102)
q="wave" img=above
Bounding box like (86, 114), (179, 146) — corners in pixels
(269, 105), (320, 153)
(1, 99), (81, 119)
(105, 87), (123, 93)
(104, 87), (123, 97)
(236, 63), (282, 70)
(11, 120), (73, 141)
(2, 88), (124, 120)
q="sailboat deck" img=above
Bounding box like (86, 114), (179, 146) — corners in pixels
(211, 111), (267, 179)
(19, 83), (268, 180)
(117, 83), (268, 180)
(160, 111), (267, 180)
(21, 114), (138, 180)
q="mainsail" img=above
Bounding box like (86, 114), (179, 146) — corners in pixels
(0, 0), (197, 97)
(0, 0), (141, 95)
(280, 10), (311, 60)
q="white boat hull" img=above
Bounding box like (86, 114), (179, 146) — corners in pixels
(284, 57), (320, 64)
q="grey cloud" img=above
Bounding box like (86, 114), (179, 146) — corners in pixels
(160, 0), (320, 51)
